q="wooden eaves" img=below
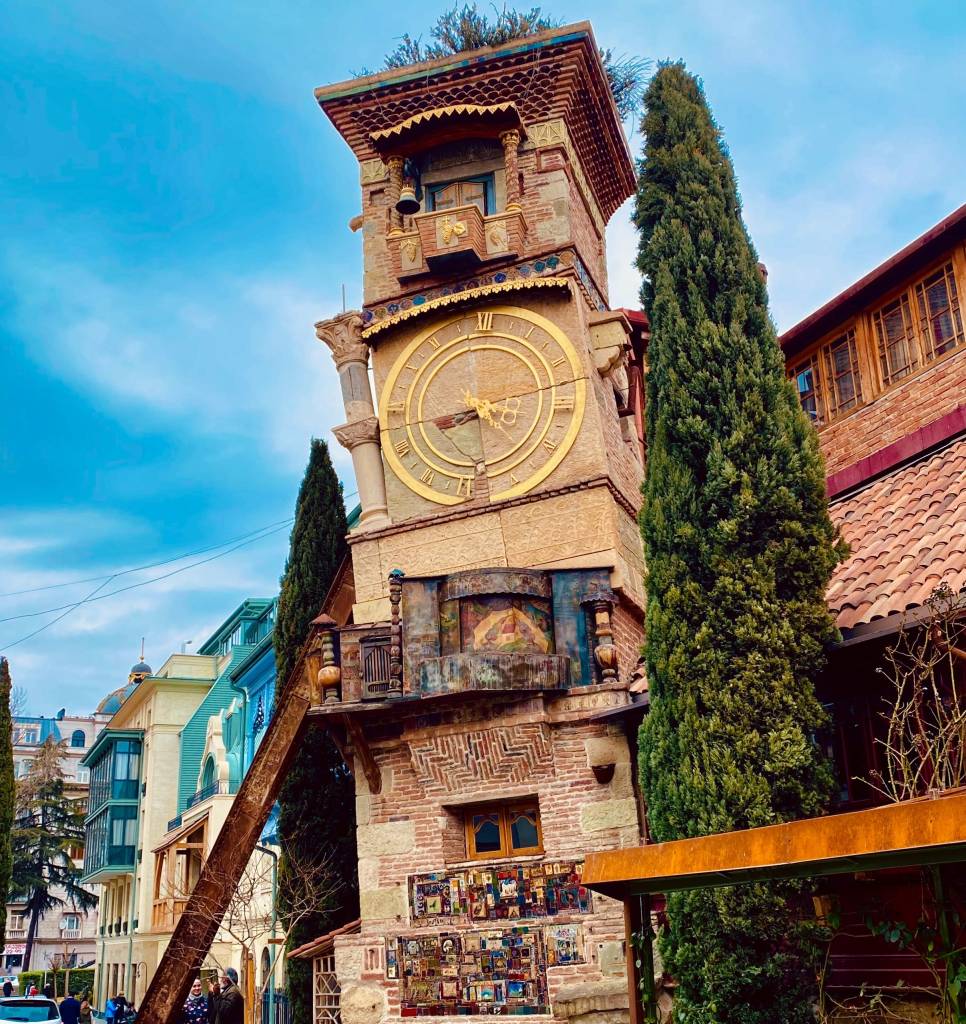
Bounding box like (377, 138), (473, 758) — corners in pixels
(582, 789), (966, 898)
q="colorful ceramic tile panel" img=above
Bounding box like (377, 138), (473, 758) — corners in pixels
(409, 861), (591, 924)
(361, 250), (605, 327)
(391, 927), (554, 1016)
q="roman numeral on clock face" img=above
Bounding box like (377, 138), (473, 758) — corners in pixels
(553, 396), (575, 410)
(476, 311), (494, 332)
(420, 468), (435, 485)
(456, 476), (473, 497)
(394, 439), (411, 457)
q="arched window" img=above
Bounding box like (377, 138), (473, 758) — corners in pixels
(201, 756), (216, 791)
(260, 947), (272, 990)
(70, 729), (86, 748)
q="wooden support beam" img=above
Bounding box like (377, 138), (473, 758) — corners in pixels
(135, 640), (315, 1024)
(343, 714), (382, 794)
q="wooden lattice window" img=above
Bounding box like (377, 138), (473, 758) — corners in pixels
(360, 635), (391, 700)
(821, 329), (862, 417)
(873, 293), (919, 384)
(915, 262), (964, 359)
(464, 802), (543, 860)
(313, 953), (340, 1024)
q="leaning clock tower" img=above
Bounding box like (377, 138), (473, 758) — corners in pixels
(305, 22), (653, 1024)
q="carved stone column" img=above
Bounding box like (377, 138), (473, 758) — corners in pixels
(387, 155), (405, 235)
(316, 311), (390, 529)
(500, 129), (522, 211)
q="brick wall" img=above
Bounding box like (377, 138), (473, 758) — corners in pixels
(335, 690), (641, 1022)
(817, 346), (966, 475)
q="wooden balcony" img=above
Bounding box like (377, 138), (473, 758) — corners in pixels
(151, 898), (187, 932)
(389, 205), (526, 278)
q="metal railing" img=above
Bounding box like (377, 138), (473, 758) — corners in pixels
(262, 991), (291, 1024)
(167, 814), (183, 832)
(186, 781), (235, 808)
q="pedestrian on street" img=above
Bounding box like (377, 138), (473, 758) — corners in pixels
(182, 978), (208, 1024)
(2, 981), (12, 997)
(59, 992), (82, 1024)
(27, 986), (39, 998)
(43, 985), (54, 1001)
(79, 996), (93, 1024)
(209, 970), (243, 1024)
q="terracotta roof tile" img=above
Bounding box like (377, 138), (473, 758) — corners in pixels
(827, 437), (966, 631)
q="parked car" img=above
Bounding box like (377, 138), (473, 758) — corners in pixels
(0, 999), (59, 1022)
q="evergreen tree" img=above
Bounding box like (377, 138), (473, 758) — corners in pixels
(274, 438), (357, 1024)
(635, 64), (845, 1022)
(11, 737), (97, 970)
(0, 659), (15, 953)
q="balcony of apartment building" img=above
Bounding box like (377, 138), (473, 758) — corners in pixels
(151, 819), (207, 932)
(80, 729), (143, 884)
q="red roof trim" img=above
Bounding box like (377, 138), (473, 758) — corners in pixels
(287, 919), (362, 960)
(827, 403), (966, 499)
(780, 203), (966, 357)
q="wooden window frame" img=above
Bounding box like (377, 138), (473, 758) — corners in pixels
(873, 291), (920, 385)
(790, 353), (824, 425)
(426, 174), (496, 216)
(914, 260), (964, 361)
(822, 328), (863, 417)
(463, 801), (543, 860)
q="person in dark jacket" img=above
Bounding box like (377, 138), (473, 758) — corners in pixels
(42, 985), (54, 1001)
(59, 992), (82, 1024)
(2, 981), (12, 998)
(209, 970), (243, 1024)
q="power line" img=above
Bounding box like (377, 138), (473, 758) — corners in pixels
(0, 521), (294, 645)
(0, 517), (296, 599)
(1, 576), (118, 653)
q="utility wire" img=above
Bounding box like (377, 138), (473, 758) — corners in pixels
(0, 517), (296, 599)
(1, 575), (118, 653)
(0, 521), (294, 634)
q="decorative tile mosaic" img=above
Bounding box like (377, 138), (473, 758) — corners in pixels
(390, 926), (570, 1016)
(361, 250), (606, 326)
(409, 861), (591, 925)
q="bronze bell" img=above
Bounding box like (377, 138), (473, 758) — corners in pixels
(396, 184), (420, 216)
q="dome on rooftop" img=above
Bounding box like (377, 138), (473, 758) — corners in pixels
(130, 660), (153, 676)
(96, 681), (139, 716)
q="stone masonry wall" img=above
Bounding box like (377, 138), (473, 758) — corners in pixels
(336, 690), (641, 1023)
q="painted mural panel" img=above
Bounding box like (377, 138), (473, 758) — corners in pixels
(460, 597), (553, 656)
(409, 861), (591, 924)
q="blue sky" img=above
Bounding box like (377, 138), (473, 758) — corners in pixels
(2, 0), (964, 714)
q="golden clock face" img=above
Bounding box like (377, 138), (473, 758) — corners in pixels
(378, 304), (586, 505)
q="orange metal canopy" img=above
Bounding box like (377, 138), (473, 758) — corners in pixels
(582, 790), (966, 897)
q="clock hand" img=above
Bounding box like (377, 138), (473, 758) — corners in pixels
(463, 391), (513, 441)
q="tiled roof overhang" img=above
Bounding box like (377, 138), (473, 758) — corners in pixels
(780, 202), (966, 359)
(827, 431), (966, 634)
(315, 22), (635, 224)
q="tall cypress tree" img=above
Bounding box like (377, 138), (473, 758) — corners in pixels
(0, 659), (15, 953)
(635, 64), (844, 1022)
(275, 438), (357, 1024)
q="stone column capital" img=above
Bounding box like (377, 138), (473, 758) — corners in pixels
(333, 415), (380, 451)
(316, 311), (368, 368)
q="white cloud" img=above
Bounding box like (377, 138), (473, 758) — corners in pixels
(5, 252), (349, 473)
